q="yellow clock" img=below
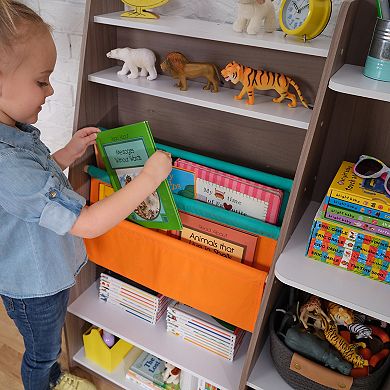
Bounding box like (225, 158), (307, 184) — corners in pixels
(279, 0), (332, 42)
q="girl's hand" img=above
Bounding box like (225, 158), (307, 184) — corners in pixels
(65, 127), (100, 160)
(142, 150), (172, 187)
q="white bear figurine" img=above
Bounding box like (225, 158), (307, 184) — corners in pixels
(106, 47), (157, 80)
(233, 0), (276, 34)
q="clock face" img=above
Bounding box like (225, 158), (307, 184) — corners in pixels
(282, 0), (310, 30)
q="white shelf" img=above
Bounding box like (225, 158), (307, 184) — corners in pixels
(275, 201), (390, 323)
(247, 338), (292, 390)
(68, 282), (250, 390)
(95, 12), (330, 57)
(329, 64), (390, 102)
(73, 347), (142, 389)
(89, 67), (311, 129)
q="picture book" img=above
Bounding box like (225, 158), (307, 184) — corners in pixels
(96, 122), (182, 230)
(130, 351), (166, 387)
(172, 159), (283, 224)
(326, 196), (390, 221)
(326, 161), (390, 216)
(170, 211), (258, 265)
(306, 203), (390, 284)
(323, 204), (390, 238)
(323, 204), (390, 229)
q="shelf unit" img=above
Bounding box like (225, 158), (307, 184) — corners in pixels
(69, 282), (250, 390)
(275, 201), (390, 324)
(65, 0), (390, 389)
(94, 12), (331, 57)
(88, 67), (312, 129)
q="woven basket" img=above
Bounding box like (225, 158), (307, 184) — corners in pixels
(269, 308), (390, 390)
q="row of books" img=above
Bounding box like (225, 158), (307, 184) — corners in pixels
(98, 271), (245, 361)
(166, 301), (245, 362)
(170, 158), (283, 225)
(125, 347), (219, 390)
(306, 161), (390, 284)
(99, 271), (171, 325)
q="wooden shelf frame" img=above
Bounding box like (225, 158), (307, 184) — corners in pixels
(66, 0), (390, 389)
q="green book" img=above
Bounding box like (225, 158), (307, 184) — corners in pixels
(96, 121), (182, 230)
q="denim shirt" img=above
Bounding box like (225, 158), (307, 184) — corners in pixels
(0, 123), (87, 298)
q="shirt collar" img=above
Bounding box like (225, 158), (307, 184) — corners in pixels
(0, 122), (41, 151)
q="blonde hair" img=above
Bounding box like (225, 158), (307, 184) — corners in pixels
(0, 0), (50, 50)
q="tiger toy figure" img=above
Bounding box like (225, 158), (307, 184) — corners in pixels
(319, 315), (369, 368)
(221, 61), (309, 108)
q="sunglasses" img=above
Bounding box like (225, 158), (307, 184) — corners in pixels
(354, 155), (390, 196)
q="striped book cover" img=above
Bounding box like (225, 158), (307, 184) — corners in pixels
(173, 159), (282, 224)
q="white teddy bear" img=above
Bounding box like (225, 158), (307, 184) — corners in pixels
(233, 0), (276, 35)
(106, 47), (157, 81)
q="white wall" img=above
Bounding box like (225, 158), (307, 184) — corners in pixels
(24, 0), (341, 152)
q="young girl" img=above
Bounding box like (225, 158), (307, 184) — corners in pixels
(0, 2), (172, 389)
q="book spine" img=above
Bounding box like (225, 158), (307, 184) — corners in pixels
(166, 321), (236, 353)
(325, 204), (390, 228)
(99, 283), (169, 314)
(100, 296), (157, 324)
(167, 306), (236, 341)
(99, 289), (162, 318)
(327, 190), (390, 216)
(166, 313), (238, 345)
(100, 274), (162, 304)
(325, 211), (390, 238)
(326, 197), (390, 221)
(167, 326), (234, 361)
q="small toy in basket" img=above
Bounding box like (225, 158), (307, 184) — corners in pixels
(221, 61), (309, 107)
(160, 52), (222, 92)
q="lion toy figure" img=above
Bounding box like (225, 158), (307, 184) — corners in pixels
(160, 52), (221, 93)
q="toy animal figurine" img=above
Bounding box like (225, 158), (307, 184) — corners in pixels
(107, 47), (157, 80)
(233, 0), (276, 34)
(120, 0), (169, 19)
(327, 302), (355, 326)
(318, 315), (369, 368)
(221, 61), (309, 107)
(162, 362), (181, 385)
(161, 52), (222, 93)
(348, 323), (373, 339)
(283, 326), (352, 375)
(298, 295), (330, 329)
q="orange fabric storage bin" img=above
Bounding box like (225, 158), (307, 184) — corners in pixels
(85, 220), (267, 332)
(86, 178), (270, 331)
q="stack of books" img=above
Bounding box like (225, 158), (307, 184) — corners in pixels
(99, 272), (171, 324)
(306, 161), (390, 284)
(166, 301), (245, 361)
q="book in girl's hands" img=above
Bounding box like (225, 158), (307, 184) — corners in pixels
(96, 122), (182, 230)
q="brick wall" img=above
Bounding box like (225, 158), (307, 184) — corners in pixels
(24, 0), (341, 152)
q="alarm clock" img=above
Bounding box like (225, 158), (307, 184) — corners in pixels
(279, 0), (332, 42)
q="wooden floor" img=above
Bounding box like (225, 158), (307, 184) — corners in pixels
(0, 303), (119, 390)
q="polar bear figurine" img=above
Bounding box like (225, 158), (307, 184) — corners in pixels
(233, 0), (276, 34)
(106, 47), (157, 80)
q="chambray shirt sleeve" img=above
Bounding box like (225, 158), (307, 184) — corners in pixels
(0, 149), (86, 235)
